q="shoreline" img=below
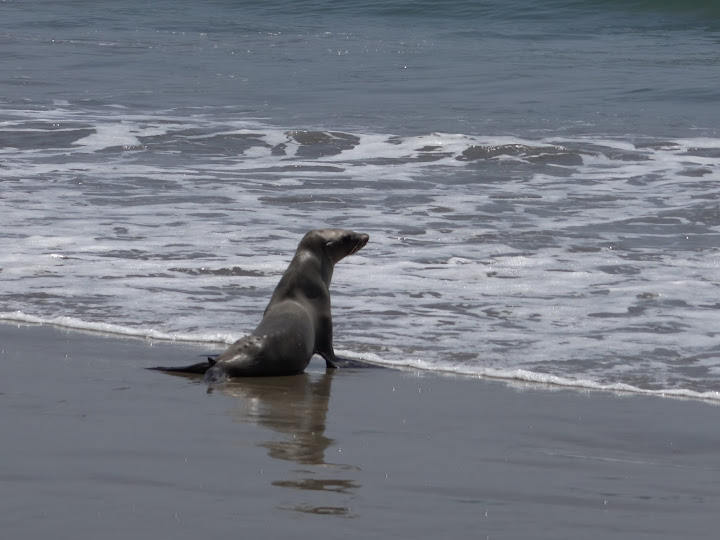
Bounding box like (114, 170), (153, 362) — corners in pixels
(2, 321), (720, 538)
(2, 317), (718, 406)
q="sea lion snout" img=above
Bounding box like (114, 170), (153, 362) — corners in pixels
(351, 233), (369, 254)
(319, 229), (369, 263)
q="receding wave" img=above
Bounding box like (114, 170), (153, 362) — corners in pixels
(3, 107), (720, 405)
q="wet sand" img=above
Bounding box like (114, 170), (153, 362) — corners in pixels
(2, 321), (719, 539)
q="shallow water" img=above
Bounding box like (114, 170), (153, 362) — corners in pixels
(1, 0), (719, 399)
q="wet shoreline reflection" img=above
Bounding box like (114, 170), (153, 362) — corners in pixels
(217, 369), (359, 516)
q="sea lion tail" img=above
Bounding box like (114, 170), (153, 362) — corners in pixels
(147, 357), (217, 375)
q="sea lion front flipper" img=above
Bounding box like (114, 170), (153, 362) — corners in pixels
(319, 350), (339, 369)
(314, 312), (339, 369)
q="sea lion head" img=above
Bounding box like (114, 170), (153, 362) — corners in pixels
(301, 228), (369, 264)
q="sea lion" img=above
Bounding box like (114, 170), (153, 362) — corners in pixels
(150, 228), (369, 382)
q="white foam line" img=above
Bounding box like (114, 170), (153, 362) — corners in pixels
(0, 311), (237, 345)
(340, 352), (720, 405)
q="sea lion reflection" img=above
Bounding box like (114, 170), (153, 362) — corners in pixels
(218, 368), (361, 516)
(219, 370), (335, 465)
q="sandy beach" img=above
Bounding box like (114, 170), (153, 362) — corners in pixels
(2, 321), (719, 539)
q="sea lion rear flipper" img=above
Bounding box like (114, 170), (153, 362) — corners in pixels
(147, 358), (214, 375)
(319, 351), (339, 369)
(325, 357), (339, 369)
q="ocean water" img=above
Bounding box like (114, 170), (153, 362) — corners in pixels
(2, 0), (720, 400)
